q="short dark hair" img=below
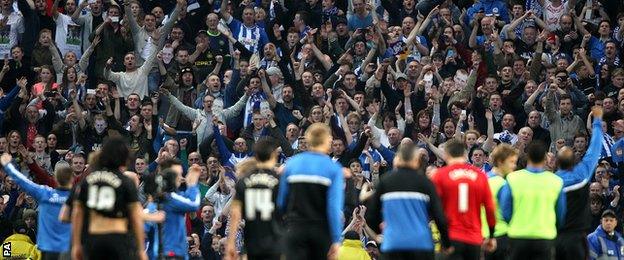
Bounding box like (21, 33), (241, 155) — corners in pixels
(55, 166), (73, 186)
(396, 143), (417, 163)
(445, 139), (466, 158)
(253, 138), (278, 162)
(97, 137), (130, 170)
(526, 140), (548, 164)
(159, 158), (182, 170)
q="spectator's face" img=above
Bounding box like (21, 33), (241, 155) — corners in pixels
(512, 5), (524, 18)
(234, 138), (247, 152)
(354, 42), (366, 56)
(202, 96), (214, 112)
(252, 114), (266, 130)
(7, 132), (19, 148)
(310, 107), (323, 122)
(34, 136), (46, 151)
(388, 129), (401, 146)
(124, 53), (136, 70)
(0, 137), (6, 152)
(444, 121), (455, 136)
(590, 199), (602, 214)
(127, 95), (140, 110)
(182, 73), (194, 85)
(282, 87), (294, 102)
(47, 134), (56, 148)
(135, 158), (146, 173)
(165, 140), (179, 156)
(129, 115), (142, 132)
(286, 124), (299, 139)
(401, 17), (415, 34)
(90, 0), (102, 13)
(287, 32), (299, 46)
(108, 6), (120, 18)
(26, 106), (39, 122)
(524, 81), (537, 96)
(556, 59), (568, 71)
(66, 67), (77, 82)
(143, 15), (156, 31)
(402, 0), (414, 9)
(522, 27), (537, 45)
(302, 72), (314, 86)
(465, 133), (478, 148)
(518, 127), (533, 143)
(418, 113), (430, 129)
(598, 21), (611, 36)
(471, 150), (485, 165)
(170, 28), (184, 41)
(335, 98), (348, 113)
(64, 0), (77, 15)
(574, 137), (587, 151)
(336, 23), (348, 35)
(344, 74), (357, 89)
(130, 2), (141, 16)
(602, 217), (617, 233)
(501, 114), (515, 130)
(612, 74), (624, 87)
(480, 18), (493, 35)
(39, 68), (52, 82)
(11, 47), (23, 61)
(332, 139), (345, 154)
(72, 156), (85, 173)
(38, 31), (51, 46)
(484, 78), (499, 94)
(201, 205), (215, 223)
(350, 161), (363, 176)
(96, 84), (109, 97)
(188, 153), (201, 166)
(35, 0), (45, 11)
(513, 61), (525, 76)
(603, 98), (615, 112)
(489, 94), (502, 110)
(559, 98), (572, 115)
(176, 50), (189, 64)
(151, 7), (164, 20)
(500, 67), (512, 81)
(559, 16), (573, 32)
(0, 0), (10, 9)
(529, 110), (543, 127)
(243, 8), (255, 24)
(353, 0), (365, 13)
(249, 78), (261, 93)
(141, 104), (152, 118)
(407, 61), (420, 76)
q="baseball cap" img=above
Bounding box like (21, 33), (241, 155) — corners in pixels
(395, 72), (408, 81)
(602, 209), (617, 218)
(366, 241), (378, 248)
(198, 30), (209, 37)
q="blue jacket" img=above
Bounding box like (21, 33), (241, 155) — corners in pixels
(587, 225), (624, 260)
(3, 163), (70, 253)
(162, 185), (200, 258)
(465, 0), (510, 24)
(557, 119), (603, 190)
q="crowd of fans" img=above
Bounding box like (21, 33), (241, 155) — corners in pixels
(0, 0), (620, 258)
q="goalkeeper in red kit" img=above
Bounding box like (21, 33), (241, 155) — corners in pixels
(431, 139), (497, 259)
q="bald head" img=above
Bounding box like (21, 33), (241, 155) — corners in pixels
(557, 146), (575, 170)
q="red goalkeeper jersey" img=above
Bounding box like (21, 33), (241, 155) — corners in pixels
(432, 163), (496, 245)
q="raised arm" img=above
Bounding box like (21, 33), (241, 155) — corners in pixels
(258, 69), (276, 109)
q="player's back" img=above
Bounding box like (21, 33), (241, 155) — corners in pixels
(278, 151), (342, 224)
(236, 168), (283, 255)
(432, 163), (494, 245)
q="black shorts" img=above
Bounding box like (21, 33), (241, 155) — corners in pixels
(555, 232), (587, 260)
(509, 238), (554, 260)
(284, 223), (331, 260)
(83, 233), (135, 260)
(447, 240), (481, 260)
(485, 235), (510, 260)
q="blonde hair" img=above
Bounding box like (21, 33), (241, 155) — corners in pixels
(305, 123), (331, 148)
(490, 144), (518, 167)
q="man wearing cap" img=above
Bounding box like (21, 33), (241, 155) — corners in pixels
(587, 209), (624, 260)
(164, 67), (199, 132)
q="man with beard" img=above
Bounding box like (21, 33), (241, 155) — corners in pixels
(554, 106), (604, 260)
(274, 85), (303, 133)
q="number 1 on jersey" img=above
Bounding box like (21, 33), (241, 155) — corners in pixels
(458, 183), (468, 213)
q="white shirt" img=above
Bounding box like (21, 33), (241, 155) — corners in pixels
(55, 13), (82, 58)
(0, 12), (23, 57)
